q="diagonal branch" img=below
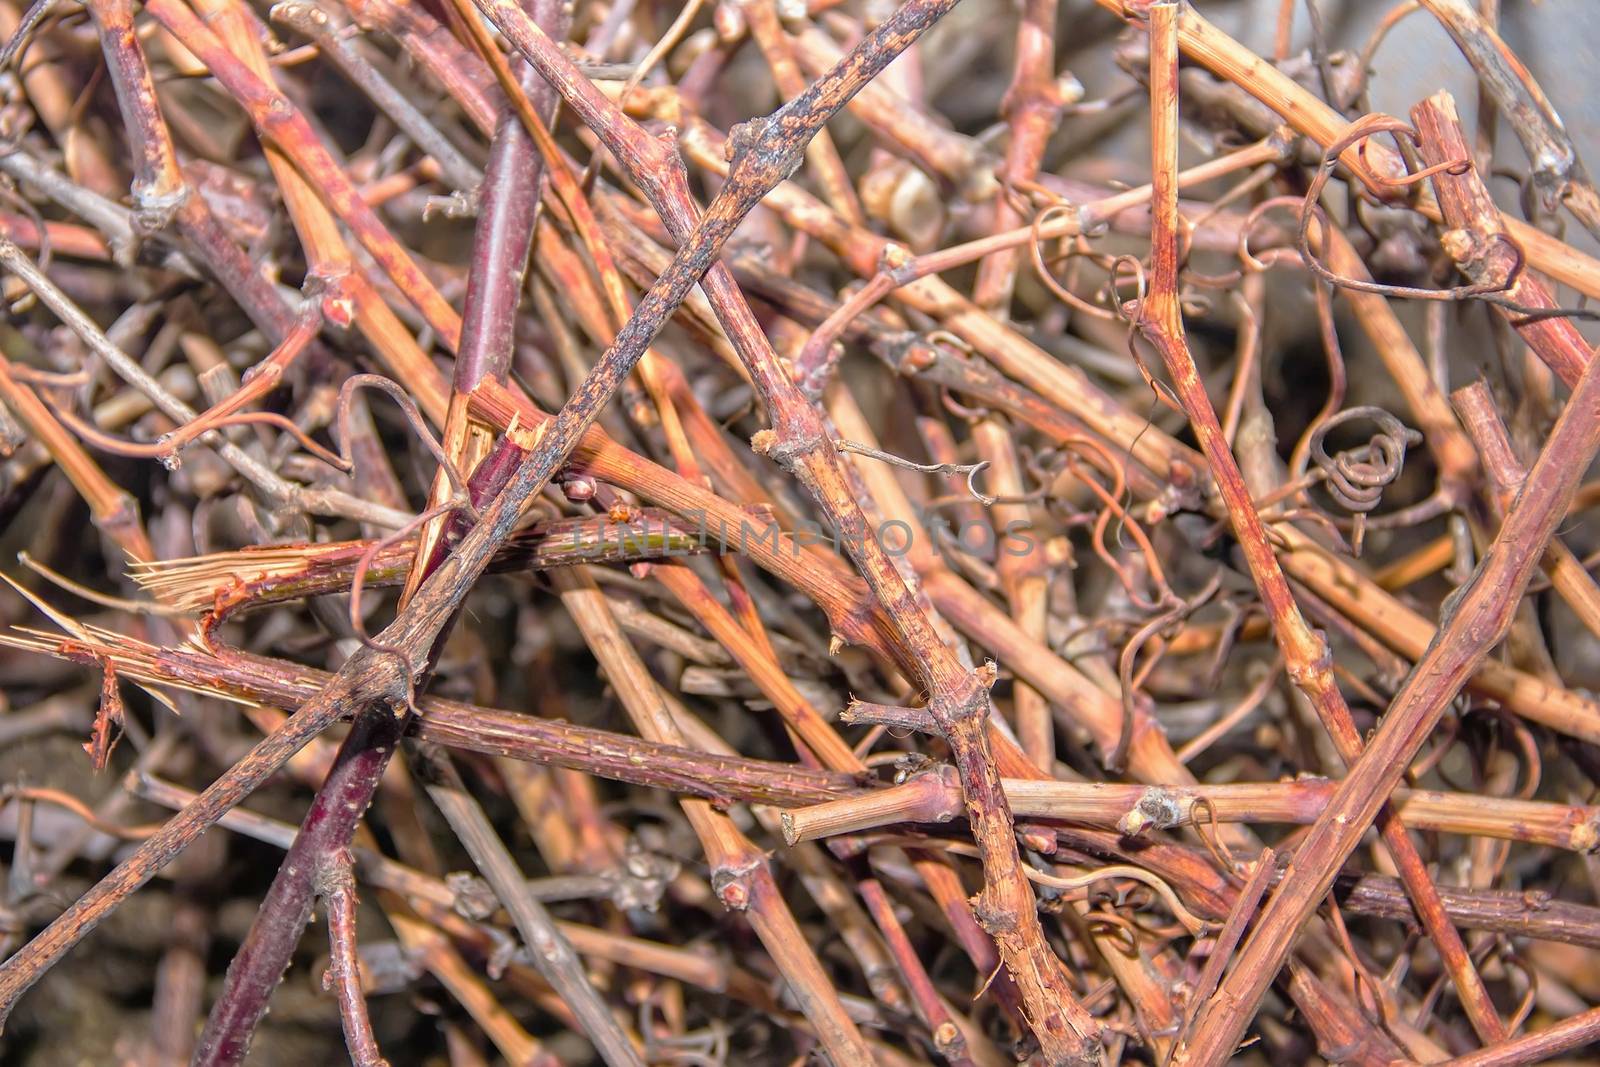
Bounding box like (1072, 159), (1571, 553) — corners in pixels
(1174, 134), (1600, 1067)
(467, 0), (1103, 1057)
(1132, 6), (1503, 1051)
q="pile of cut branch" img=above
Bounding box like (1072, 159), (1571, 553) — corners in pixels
(0, 0), (1598, 1063)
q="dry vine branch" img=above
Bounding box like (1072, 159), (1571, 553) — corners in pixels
(0, 2), (1599, 1064)
(1135, 4), (1501, 1050)
(1178, 107), (1600, 1067)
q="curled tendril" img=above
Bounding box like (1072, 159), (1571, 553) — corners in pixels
(1043, 438), (1172, 610)
(1030, 211), (1119, 322)
(1491, 165), (1561, 234)
(1190, 797), (1244, 881)
(1297, 115), (1522, 305)
(1307, 406), (1423, 514)
(1238, 195), (1308, 275)
(1180, 164), (1284, 290)
(335, 373), (476, 517)
(46, 401), (349, 473)
(937, 386), (991, 423)
(1111, 572), (1223, 772)
(1350, 1), (1423, 111)
(1299, 405), (1423, 554)
(1361, 148), (1471, 189)
(1106, 253), (1148, 322)
(835, 438), (996, 506)
(1083, 908), (1141, 956)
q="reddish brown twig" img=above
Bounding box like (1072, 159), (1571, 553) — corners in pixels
(1417, 0), (1600, 244)
(1430, 1005), (1600, 1067)
(1134, 8), (1502, 1050)
(315, 852), (388, 1067)
(467, 1), (1103, 1057)
(1091, 0), (1600, 299)
(1177, 120), (1600, 1067)
(1453, 381), (1600, 641)
(6, 2), (1600, 1062)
